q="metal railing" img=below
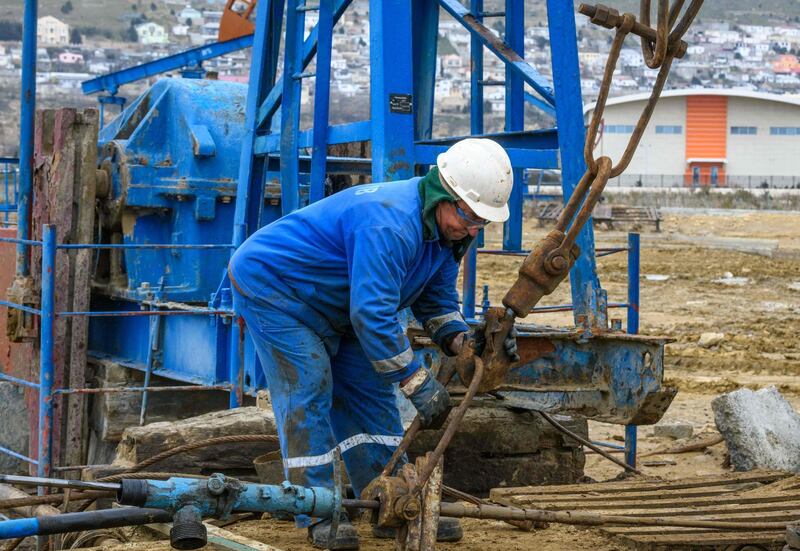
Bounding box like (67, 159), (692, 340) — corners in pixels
(602, 173), (800, 189)
(0, 158), (19, 227)
(461, 233), (642, 467)
(0, 225), (240, 477)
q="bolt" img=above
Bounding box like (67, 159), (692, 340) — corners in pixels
(550, 255), (568, 273)
(393, 495), (421, 521)
(207, 475), (226, 495)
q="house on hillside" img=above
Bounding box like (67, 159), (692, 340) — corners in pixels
(178, 6), (204, 26)
(37, 16), (69, 47)
(136, 22), (169, 45)
(58, 52), (84, 65)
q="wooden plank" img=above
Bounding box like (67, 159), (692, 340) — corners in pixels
(501, 491), (800, 511)
(606, 515), (800, 535)
(499, 485), (760, 504)
(488, 471), (788, 498)
(548, 500), (800, 518)
(66, 109), (99, 469)
(619, 531), (785, 546)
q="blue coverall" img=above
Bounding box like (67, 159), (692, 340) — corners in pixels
(228, 178), (468, 525)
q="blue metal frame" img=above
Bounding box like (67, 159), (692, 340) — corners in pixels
(17, 0), (36, 276)
(5, 1), (670, 476)
(82, 35), (255, 96)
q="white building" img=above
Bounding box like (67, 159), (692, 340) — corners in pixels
(135, 22), (169, 45)
(178, 6), (204, 25)
(37, 16), (69, 46)
(585, 89), (800, 187)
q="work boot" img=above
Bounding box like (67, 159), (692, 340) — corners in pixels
(308, 516), (360, 550)
(372, 516), (464, 542)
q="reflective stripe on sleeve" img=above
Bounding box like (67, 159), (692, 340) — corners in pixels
(371, 346), (414, 374)
(423, 311), (464, 337)
(283, 433), (403, 469)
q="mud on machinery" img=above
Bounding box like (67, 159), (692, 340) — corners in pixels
(0, 1), (711, 550)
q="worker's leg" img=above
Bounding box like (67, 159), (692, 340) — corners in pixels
(329, 335), (405, 497)
(232, 289), (339, 527)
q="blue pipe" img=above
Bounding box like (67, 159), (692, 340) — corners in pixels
(38, 224), (56, 479)
(625, 232), (641, 467)
(120, 476), (338, 519)
(0, 518), (38, 539)
(16, 0), (37, 276)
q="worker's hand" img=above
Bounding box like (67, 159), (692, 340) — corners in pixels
(472, 322), (520, 363)
(400, 367), (452, 429)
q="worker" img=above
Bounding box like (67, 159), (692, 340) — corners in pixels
(227, 138), (518, 549)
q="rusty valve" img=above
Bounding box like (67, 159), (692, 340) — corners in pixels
(361, 475), (418, 528)
(503, 229), (580, 318)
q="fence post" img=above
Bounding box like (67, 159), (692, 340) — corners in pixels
(38, 225), (56, 480)
(625, 232), (640, 468)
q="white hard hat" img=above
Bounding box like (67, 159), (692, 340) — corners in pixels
(436, 138), (513, 223)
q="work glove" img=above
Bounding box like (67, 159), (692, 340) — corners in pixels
(400, 367), (452, 430)
(472, 322), (520, 363)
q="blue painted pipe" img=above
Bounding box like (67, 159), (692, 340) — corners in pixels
(118, 475), (339, 519)
(16, 0), (37, 276)
(0, 508), (172, 540)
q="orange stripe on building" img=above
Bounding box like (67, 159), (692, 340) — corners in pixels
(685, 95), (727, 185)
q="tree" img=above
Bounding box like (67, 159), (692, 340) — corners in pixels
(60, 1), (73, 14)
(122, 23), (139, 42)
(69, 28), (82, 44)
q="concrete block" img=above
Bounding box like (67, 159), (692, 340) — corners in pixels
(698, 332), (725, 347)
(712, 386), (800, 472)
(652, 421), (693, 440)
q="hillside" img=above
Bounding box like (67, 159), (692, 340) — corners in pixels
(2, 0), (799, 40)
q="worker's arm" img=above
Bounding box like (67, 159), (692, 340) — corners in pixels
(347, 226), (453, 428)
(410, 258), (469, 356)
(347, 226), (421, 383)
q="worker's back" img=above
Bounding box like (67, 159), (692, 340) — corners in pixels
(228, 178), (457, 337)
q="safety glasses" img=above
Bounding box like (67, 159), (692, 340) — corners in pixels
(455, 205), (489, 229)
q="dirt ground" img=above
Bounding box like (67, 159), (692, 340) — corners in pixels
(85, 209), (800, 551)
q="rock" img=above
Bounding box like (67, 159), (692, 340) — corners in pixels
(408, 399), (586, 497)
(652, 421), (693, 440)
(698, 332), (725, 347)
(113, 406), (279, 474)
(712, 386), (800, 473)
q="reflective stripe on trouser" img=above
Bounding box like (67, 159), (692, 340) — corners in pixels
(231, 287), (404, 526)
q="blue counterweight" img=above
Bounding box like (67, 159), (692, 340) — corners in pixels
(96, 79), (248, 302)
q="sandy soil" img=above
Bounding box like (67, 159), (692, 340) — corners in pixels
(78, 210), (800, 551)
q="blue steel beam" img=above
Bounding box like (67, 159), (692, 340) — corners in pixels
(309, 0), (335, 204)
(17, 0), (37, 276)
(503, 0), (525, 252)
(415, 145), (558, 169)
(546, 0), (602, 325)
(462, 0), (485, 319)
(81, 35), (255, 95)
(415, 129), (558, 150)
(234, 0), (284, 248)
(437, 0), (555, 106)
(255, 0), (352, 132)
(412, 0), (439, 141)
(256, 120), (371, 154)
(278, 0), (306, 214)
(524, 91), (556, 117)
(369, 0), (415, 182)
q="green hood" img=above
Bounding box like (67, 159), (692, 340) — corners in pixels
(418, 167), (474, 262)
